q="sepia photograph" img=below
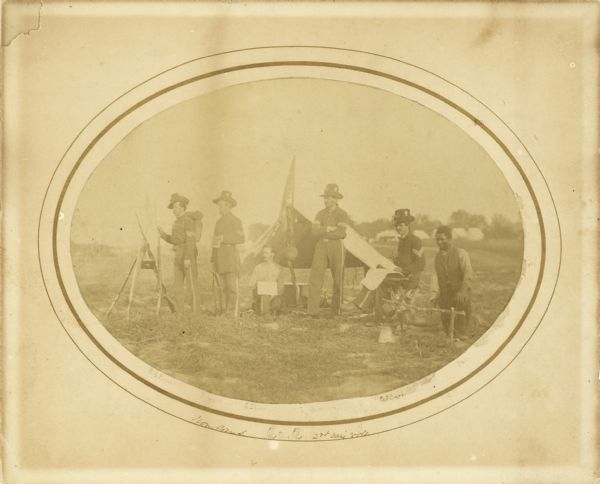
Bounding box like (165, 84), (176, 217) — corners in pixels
(70, 78), (524, 404)
(4, 1), (598, 481)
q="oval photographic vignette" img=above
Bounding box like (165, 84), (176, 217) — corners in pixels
(38, 47), (561, 441)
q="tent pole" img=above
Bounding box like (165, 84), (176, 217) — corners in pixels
(285, 202), (299, 306)
(288, 261), (298, 306)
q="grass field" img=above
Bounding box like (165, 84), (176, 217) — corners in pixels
(72, 238), (522, 403)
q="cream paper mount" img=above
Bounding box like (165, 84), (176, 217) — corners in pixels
(38, 47), (559, 439)
(3, 3), (598, 483)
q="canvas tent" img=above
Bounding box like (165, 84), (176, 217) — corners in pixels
(451, 227), (468, 239)
(376, 230), (399, 243)
(466, 227), (485, 241)
(241, 162), (395, 274)
(413, 230), (430, 240)
(376, 229), (429, 243)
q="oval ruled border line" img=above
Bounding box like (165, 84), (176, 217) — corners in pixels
(38, 47), (561, 435)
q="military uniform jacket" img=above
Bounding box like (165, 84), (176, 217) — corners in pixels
(394, 232), (425, 275)
(212, 212), (245, 274)
(311, 206), (348, 240)
(160, 212), (202, 264)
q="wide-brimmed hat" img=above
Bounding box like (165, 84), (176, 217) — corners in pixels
(167, 193), (189, 209)
(212, 190), (237, 208)
(319, 183), (343, 199)
(393, 208), (415, 224)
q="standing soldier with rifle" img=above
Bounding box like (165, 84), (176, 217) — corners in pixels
(158, 193), (203, 316)
(211, 190), (245, 317)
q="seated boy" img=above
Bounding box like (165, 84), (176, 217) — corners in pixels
(248, 245), (285, 315)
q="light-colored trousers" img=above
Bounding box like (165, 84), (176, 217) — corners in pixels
(307, 239), (345, 315)
(173, 258), (199, 315)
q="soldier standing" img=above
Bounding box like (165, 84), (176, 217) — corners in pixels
(212, 190), (245, 316)
(158, 193), (203, 315)
(307, 183), (348, 317)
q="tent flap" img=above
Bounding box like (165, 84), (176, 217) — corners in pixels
(242, 206), (395, 272)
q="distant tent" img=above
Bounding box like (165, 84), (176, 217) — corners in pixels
(466, 227), (485, 241)
(413, 230), (430, 240)
(242, 161), (395, 273)
(452, 227), (468, 239)
(375, 229), (399, 243)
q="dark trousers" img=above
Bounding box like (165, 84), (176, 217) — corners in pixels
(308, 240), (345, 315)
(252, 289), (283, 315)
(439, 290), (471, 336)
(218, 272), (239, 315)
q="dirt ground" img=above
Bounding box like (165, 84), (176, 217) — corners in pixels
(72, 238), (522, 403)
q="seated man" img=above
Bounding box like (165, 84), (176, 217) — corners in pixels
(248, 245), (285, 315)
(354, 208), (425, 319)
(390, 208), (425, 291)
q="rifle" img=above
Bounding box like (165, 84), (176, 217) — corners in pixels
(136, 213), (176, 312)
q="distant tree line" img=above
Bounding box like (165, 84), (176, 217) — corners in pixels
(354, 210), (522, 240)
(247, 210), (522, 242)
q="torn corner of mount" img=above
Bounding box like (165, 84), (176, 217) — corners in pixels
(2, 0), (43, 48)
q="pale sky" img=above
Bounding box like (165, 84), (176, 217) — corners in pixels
(72, 78), (521, 247)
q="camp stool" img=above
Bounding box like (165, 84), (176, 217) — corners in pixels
(388, 285), (420, 334)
